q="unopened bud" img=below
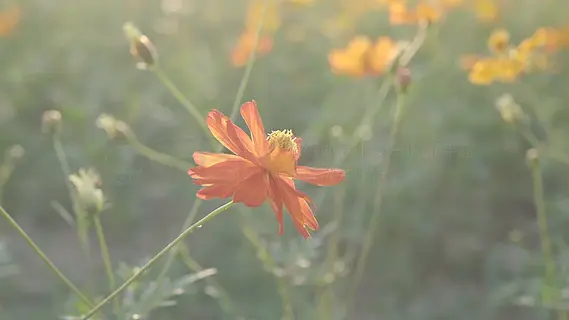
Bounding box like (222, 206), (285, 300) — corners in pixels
(396, 67), (412, 93)
(123, 22), (157, 69)
(526, 148), (539, 167)
(96, 114), (131, 141)
(495, 94), (526, 124)
(42, 110), (62, 135)
(69, 168), (105, 215)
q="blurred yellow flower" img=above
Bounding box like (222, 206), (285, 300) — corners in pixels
(328, 36), (398, 77)
(487, 29), (510, 54)
(0, 5), (20, 37)
(386, 1), (446, 25)
(464, 27), (559, 85)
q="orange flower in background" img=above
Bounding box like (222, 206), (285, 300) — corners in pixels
(328, 36), (399, 77)
(0, 5), (20, 37)
(231, 31), (273, 67)
(188, 101), (346, 238)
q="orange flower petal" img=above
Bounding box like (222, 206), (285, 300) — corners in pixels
(206, 109), (257, 162)
(276, 178), (315, 238)
(295, 166), (346, 186)
(268, 176), (285, 235)
(189, 159), (259, 185)
(193, 152), (245, 167)
(240, 101), (269, 156)
(197, 184), (240, 200)
(233, 172), (268, 207)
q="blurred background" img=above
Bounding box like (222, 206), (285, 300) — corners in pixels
(1, 0), (569, 319)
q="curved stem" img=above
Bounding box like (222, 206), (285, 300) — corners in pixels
(530, 155), (567, 320)
(52, 137), (93, 288)
(93, 215), (119, 315)
(125, 131), (193, 171)
(0, 205), (105, 319)
(346, 90), (407, 317)
(153, 66), (209, 137)
(81, 200), (235, 320)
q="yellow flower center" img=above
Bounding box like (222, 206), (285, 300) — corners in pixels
(267, 129), (298, 153)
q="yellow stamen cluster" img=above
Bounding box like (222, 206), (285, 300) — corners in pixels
(267, 130), (298, 153)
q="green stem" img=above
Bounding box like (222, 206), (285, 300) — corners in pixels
(529, 154), (567, 320)
(228, 0), (267, 121)
(346, 90), (407, 317)
(153, 66), (210, 138)
(0, 205), (104, 319)
(52, 136), (93, 289)
(81, 200), (235, 320)
(93, 215), (119, 315)
(125, 131), (193, 171)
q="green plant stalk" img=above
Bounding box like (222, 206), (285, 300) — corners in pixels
(0, 205), (105, 319)
(52, 138), (91, 259)
(81, 200), (234, 320)
(530, 157), (567, 320)
(125, 131), (192, 171)
(93, 215), (119, 315)
(153, 66), (210, 138)
(346, 90), (407, 317)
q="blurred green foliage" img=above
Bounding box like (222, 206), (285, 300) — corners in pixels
(2, 0), (569, 319)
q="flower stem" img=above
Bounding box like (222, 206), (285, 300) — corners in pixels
(0, 205), (104, 318)
(153, 66), (209, 137)
(529, 154), (567, 320)
(52, 137), (93, 287)
(346, 89), (407, 317)
(93, 215), (119, 315)
(81, 200), (235, 320)
(124, 131), (193, 171)
(228, 0), (267, 121)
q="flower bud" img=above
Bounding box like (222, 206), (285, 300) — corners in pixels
(42, 110), (62, 135)
(96, 114), (131, 141)
(396, 67), (412, 93)
(495, 93), (526, 124)
(69, 168), (105, 215)
(123, 22), (157, 69)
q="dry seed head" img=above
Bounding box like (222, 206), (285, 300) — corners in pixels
(495, 93), (526, 124)
(526, 148), (539, 167)
(96, 114), (131, 140)
(69, 168), (105, 214)
(42, 110), (62, 135)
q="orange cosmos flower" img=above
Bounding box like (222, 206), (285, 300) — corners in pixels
(188, 101), (346, 238)
(328, 36), (398, 77)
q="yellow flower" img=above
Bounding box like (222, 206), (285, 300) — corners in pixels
(468, 59), (495, 85)
(328, 36), (373, 76)
(328, 36), (398, 77)
(487, 29), (510, 54)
